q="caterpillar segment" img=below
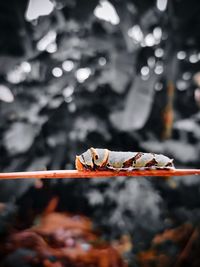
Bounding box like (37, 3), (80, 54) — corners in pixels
(75, 148), (109, 170)
(75, 148), (174, 171)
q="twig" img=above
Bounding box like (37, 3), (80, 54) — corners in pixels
(0, 169), (200, 180)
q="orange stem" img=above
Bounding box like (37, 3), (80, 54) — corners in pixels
(0, 169), (200, 180)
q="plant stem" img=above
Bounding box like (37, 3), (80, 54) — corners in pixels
(0, 169), (200, 180)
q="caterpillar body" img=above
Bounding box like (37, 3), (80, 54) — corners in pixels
(75, 148), (174, 171)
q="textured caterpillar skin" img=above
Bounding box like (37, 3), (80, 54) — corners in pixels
(75, 148), (174, 171)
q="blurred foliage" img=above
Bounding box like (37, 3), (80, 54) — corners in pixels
(1, 211), (127, 267)
(1, 0), (200, 265)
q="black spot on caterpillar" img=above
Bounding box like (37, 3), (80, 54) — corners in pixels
(75, 148), (174, 171)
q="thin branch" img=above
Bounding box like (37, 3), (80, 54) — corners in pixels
(0, 169), (200, 180)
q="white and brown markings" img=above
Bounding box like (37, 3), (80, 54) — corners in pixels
(76, 148), (174, 171)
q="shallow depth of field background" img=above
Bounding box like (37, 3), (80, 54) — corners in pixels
(1, 0), (200, 266)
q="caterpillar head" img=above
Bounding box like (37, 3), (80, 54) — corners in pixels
(75, 149), (94, 171)
(75, 148), (109, 171)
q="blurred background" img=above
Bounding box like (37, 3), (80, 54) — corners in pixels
(1, 0), (200, 266)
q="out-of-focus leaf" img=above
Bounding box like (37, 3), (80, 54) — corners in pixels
(3, 122), (39, 155)
(99, 51), (133, 93)
(6, 61), (47, 84)
(0, 85), (14, 103)
(174, 119), (200, 138)
(119, 179), (162, 232)
(52, 36), (84, 61)
(100, 67), (129, 93)
(98, 178), (163, 233)
(165, 140), (198, 163)
(69, 116), (111, 142)
(94, 0), (120, 25)
(0, 56), (23, 75)
(141, 140), (198, 163)
(32, 15), (52, 40)
(0, 87), (51, 125)
(25, 0), (54, 21)
(140, 9), (158, 31)
(87, 189), (104, 205)
(110, 72), (157, 130)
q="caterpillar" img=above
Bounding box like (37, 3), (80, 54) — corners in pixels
(75, 148), (174, 171)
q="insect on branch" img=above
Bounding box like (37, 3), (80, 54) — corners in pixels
(1, 149), (200, 180)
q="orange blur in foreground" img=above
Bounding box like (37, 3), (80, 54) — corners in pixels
(4, 212), (128, 267)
